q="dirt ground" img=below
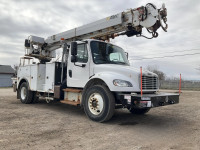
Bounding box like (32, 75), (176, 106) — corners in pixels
(0, 88), (199, 150)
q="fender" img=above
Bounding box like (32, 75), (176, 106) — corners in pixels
(17, 78), (30, 89)
(89, 71), (137, 92)
(80, 72), (136, 106)
(17, 78), (30, 99)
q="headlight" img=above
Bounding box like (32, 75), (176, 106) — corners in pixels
(113, 79), (133, 87)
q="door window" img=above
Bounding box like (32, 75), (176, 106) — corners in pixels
(77, 44), (88, 63)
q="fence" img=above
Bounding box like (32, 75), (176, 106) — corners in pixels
(159, 80), (200, 91)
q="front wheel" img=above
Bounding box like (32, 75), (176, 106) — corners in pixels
(19, 82), (33, 104)
(83, 85), (115, 122)
(128, 108), (151, 115)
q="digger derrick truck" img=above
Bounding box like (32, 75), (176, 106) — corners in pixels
(16, 3), (179, 122)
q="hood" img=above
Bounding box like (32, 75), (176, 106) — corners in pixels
(93, 64), (158, 78)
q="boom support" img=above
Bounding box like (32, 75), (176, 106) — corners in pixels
(24, 3), (168, 62)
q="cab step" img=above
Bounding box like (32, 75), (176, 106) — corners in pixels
(60, 99), (80, 106)
(63, 88), (82, 93)
(60, 88), (82, 106)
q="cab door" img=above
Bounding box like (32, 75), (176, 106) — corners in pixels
(67, 43), (90, 88)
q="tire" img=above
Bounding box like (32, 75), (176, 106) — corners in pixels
(19, 82), (33, 104)
(129, 108), (150, 115)
(32, 92), (39, 103)
(83, 85), (115, 122)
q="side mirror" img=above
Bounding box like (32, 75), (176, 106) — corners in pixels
(25, 39), (30, 48)
(71, 42), (77, 55)
(125, 52), (129, 59)
(71, 55), (77, 63)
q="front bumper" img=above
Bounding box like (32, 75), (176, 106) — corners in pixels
(118, 92), (179, 108)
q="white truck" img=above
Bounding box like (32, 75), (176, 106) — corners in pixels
(16, 3), (179, 122)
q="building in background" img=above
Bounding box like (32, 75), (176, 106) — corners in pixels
(0, 65), (15, 87)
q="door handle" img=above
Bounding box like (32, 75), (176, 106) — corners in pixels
(69, 70), (72, 78)
(74, 63), (86, 68)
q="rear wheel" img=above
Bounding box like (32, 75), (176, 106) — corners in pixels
(32, 92), (39, 103)
(19, 82), (33, 104)
(129, 108), (150, 115)
(83, 85), (115, 122)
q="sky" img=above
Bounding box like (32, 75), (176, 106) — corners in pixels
(0, 0), (200, 80)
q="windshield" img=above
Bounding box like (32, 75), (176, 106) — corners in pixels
(90, 41), (129, 65)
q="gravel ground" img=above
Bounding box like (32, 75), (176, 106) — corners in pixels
(0, 88), (199, 150)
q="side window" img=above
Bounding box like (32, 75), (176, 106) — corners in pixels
(77, 44), (88, 63)
(109, 52), (123, 62)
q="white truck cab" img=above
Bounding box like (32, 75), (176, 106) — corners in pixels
(68, 39), (158, 93)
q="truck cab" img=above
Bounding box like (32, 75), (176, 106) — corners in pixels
(68, 39), (158, 93)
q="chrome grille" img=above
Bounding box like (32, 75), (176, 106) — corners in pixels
(140, 75), (158, 90)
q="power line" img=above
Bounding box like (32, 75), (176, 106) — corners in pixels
(129, 52), (200, 60)
(125, 39), (200, 53)
(129, 48), (200, 58)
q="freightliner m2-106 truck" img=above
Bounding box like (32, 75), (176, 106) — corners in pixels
(16, 3), (179, 122)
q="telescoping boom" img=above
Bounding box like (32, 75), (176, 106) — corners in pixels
(25, 3), (168, 61)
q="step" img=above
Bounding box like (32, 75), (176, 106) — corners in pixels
(63, 88), (82, 93)
(60, 99), (80, 106)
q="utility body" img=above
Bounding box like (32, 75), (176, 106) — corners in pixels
(16, 3), (179, 122)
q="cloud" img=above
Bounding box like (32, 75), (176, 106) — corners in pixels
(0, 0), (199, 80)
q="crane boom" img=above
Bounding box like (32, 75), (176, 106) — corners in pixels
(24, 3), (168, 61)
